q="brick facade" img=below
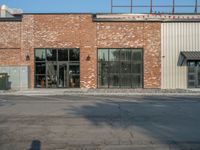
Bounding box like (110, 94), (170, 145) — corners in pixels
(0, 14), (161, 89)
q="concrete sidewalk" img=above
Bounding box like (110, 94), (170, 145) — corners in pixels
(0, 88), (200, 96)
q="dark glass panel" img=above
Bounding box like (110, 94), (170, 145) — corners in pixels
(99, 62), (109, 75)
(58, 49), (68, 61)
(188, 74), (195, 80)
(120, 49), (132, 61)
(110, 62), (120, 73)
(109, 49), (120, 61)
(109, 74), (120, 88)
(35, 49), (46, 61)
(121, 62), (131, 73)
(35, 62), (46, 75)
(188, 61), (196, 67)
(132, 63), (141, 74)
(198, 69), (200, 77)
(132, 49), (142, 62)
(132, 75), (141, 88)
(47, 49), (57, 61)
(46, 62), (57, 88)
(188, 81), (195, 88)
(98, 75), (108, 88)
(188, 67), (195, 73)
(69, 75), (80, 88)
(98, 49), (108, 61)
(197, 62), (200, 67)
(98, 48), (143, 89)
(69, 49), (80, 61)
(58, 64), (67, 88)
(69, 65), (80, 74)
(120, 75), (132, 88)
(35, 75), (46, 88)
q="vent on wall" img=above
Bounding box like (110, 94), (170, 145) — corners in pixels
(0, 4), (23, 18)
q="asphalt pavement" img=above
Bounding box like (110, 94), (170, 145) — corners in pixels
(0, 95), (200, 150)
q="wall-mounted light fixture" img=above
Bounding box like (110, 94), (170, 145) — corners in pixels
(86, 55), (91, 61)
(26, 54), (30, 61)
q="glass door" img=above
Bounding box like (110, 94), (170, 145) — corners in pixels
(58, 63), (68, 88)
(197, 62), (200, 88)
(46, 62), (57, 88)
(188, 61), (200, 88)
(188, 61), (196, 88)
(35, 48), (80, 88)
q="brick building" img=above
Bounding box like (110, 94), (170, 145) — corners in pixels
(0, 5), (200, 89)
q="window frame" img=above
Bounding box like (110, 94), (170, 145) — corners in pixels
(97, 48), (144, 89)
(34, 48), (80, 88)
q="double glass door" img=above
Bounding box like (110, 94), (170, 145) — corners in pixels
(188, 61), (200, 88)
(46, 62), (80, 88)
(58, 63), (68, 88)
(46, 62), (68, 88)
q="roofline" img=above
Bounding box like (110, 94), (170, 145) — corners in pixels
(22, 13), (95, 15)
(92, 19), (200, 23)
(21, 12), (200, 15)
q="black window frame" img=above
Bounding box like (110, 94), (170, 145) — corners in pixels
(97, 48), (144, 89)
(34, 48), (80, 88)
(187, 60), (200, 88)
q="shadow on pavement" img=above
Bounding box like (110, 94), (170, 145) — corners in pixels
(67, 97), (200, 149)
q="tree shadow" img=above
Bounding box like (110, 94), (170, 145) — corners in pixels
(28, 140), (41, 150)
(66, 96), (200, 149)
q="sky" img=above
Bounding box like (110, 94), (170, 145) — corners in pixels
(0, 0), (199, 13)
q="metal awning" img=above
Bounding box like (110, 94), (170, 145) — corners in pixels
(180, 51), (200, 65)
(181, 51), (200, 60)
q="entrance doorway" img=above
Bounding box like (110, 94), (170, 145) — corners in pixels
(188, 61), (200, 88)
(58, 63), (68, 88)
(35, 48), (80, 88)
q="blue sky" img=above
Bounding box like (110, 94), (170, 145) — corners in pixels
(0, 0), (199, 13)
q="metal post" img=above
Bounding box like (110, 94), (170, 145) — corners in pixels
(130, 0), (133, 13)
(111, 0), (113, 13)
(195, 0), (198, 14)
(150, 0), (153, 14)
(172, 0), (175, 14)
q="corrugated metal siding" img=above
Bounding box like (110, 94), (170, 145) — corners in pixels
(161, 23), (200, 89)
(0, 66), (29, 89)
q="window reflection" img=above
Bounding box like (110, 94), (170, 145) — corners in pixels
(109, 49), (120, 61)
(98, 48), (143, 88)
(35, 49), (46, 61)
(35, 48), (80, 88)
(69, 65), (80, 74)
(58, 49), (68, 61)
(35, 75), (46, 88)
(47, 49), (57, 61)
(98, 49), (109, 61)
(69, 49), (79, 61)
(36, 62), (46, 74)
(121, 49), (132, 61)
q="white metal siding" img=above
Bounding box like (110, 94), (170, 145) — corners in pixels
(161, 23), (200, 89)
(0, 66), (29, 90)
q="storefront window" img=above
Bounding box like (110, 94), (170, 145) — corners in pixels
(98, 48), (143, 88)
(35, 48), (80, 88)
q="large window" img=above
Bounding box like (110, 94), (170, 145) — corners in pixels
(34, 48), (80, 88)
(98, 48), (143, 88)
(188, 61), (200, 88)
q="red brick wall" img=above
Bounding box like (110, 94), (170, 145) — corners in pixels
(0, 14), (161, 89)
(0, 22), (21, 65)
(96, 22), (161, 88)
